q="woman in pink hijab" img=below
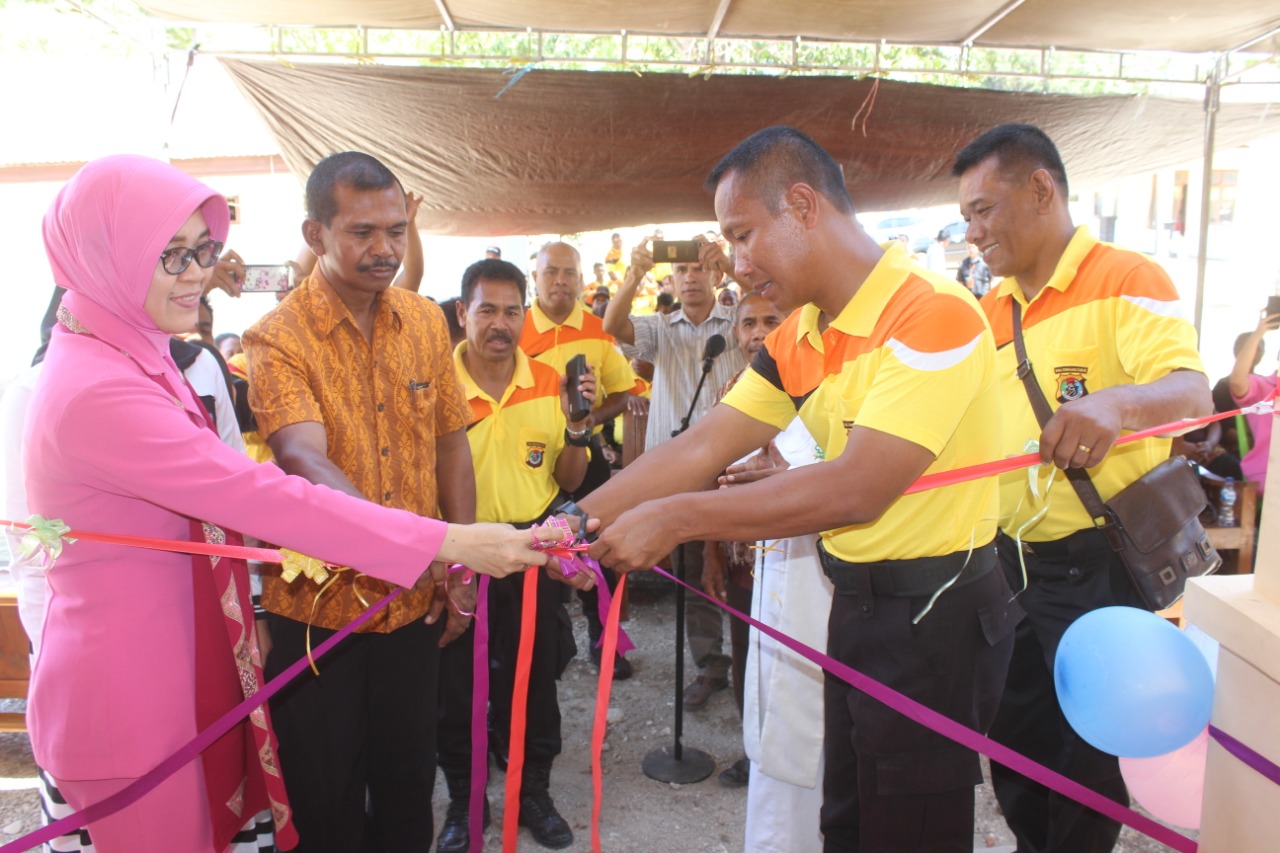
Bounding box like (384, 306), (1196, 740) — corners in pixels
(25, 155), (562, 852)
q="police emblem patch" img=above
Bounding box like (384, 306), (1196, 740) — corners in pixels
(1054, 365), (1089, 403)
(525, 441), (546, 468)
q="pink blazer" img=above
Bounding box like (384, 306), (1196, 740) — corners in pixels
(25, 328), (446, 781)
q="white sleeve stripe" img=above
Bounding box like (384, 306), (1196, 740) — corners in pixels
(886, 332), (982, 372)
(1122, 294), (1186, 320)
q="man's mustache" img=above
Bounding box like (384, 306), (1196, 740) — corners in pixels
(357, 260), (399, 272)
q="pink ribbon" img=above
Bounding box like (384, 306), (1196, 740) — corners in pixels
(557, 553), (635, 656)
(468, 576), (491, 852)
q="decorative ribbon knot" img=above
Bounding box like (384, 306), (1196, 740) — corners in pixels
(278, 549), (335, 585)
(14, 515), (76, 569)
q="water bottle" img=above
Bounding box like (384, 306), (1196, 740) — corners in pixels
(1218, 478), (1237, 527)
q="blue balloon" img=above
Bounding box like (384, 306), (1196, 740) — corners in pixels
(1054, 606), (1214, 758)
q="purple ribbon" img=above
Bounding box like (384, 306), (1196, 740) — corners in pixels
(0, 590), (403, 853)
(468, 576), (491, 853)
(1209, 724), (1280, 786)
(558, 554), (635, 655)
(651, 567), (1200, 853)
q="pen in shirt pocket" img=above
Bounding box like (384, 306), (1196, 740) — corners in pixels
(408, 379), (431, 392)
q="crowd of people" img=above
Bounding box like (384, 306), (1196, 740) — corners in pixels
(0, 120), (1266, 853)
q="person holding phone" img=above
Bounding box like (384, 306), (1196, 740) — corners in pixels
(1228, 307), (1280, 496)
(27, 154), (565, 853)
(601, 232), (746, 711)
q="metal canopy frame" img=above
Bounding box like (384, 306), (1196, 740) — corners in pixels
(182, 24), (1280, 93)
(62, 0), (1280, 334)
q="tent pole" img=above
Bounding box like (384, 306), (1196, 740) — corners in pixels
(1192, 54), (1225, 337)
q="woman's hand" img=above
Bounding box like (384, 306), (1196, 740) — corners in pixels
(437, 522), (566, 578)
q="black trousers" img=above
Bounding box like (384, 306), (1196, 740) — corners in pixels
(989, 531), (1146, 853)
(820, 564), (1018, 853)
(437, 561), (574, 782)
(572, 437), (622, 646)
(265, 612), (443, 853)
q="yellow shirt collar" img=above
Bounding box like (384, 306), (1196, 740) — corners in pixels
(793, 242), (910, 350)
(995, 225), (1097, 305)
(529, 298), (584, 333)
(454, 342), (535, 405)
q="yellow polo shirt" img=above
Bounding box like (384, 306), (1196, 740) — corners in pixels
(980, 226), (1204, 541)
(518, 299), (639, 433)
(723, 243), (1002, 563)
(455, 344), (567, 524)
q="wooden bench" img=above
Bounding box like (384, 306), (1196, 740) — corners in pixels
(0, 588), (30, 732)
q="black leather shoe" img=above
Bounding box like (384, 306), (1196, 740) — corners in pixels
(436, 797), (491, 853)
(590, 645), (633, 681)
(518, 792), (574, 849)
(718, 756), (750, 788)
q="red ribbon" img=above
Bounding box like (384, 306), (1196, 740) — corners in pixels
(590, 574), (628, 852)
(502, 567), (539, 852)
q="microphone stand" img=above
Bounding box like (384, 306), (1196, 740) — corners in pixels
(644, 356), (717, 785)
(673, 355), (717, 438)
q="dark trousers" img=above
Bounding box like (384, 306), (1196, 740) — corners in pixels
(677, 541), (730, 680)
(265, 612), (442, 853)
(437, 567), (572, 782)
(436, 619), (476, 778)
(989, 531), (1146, 853)
(820, 565), (1018, 852)
(572, 438), (622, 648)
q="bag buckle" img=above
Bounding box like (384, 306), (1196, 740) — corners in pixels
(1016, 358), (1033, 380)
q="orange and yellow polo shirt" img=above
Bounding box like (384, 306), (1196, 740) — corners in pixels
(980, 226), (1204, 541)
(518, 299), (640, 430)
(723, 242), (1002, 563)
(455, 343), (568, 524)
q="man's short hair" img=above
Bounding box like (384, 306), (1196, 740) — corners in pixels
(706, 126), (854, 215)
(937, 229), (949, 242)
(951, 124), (1069, 195)
(306, 152), (403, 226)
(461, 258), (527, 306)
(656, 292), (675, 308)
(214, 332), (239, 346)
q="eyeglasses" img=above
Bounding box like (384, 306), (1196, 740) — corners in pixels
(158, 240), (223, 276)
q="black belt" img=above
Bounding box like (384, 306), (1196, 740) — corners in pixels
(818, 540), (996, 598)
(1013, 527), (1111, 560)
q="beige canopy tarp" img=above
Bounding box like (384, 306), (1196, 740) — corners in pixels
(220, 59), (1280, 235)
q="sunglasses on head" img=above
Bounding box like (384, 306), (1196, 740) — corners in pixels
(158, 239), (223, 275)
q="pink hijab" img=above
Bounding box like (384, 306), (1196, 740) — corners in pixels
(42, 154), (230, 398)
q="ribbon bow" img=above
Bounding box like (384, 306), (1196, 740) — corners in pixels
(15, 515), (76, 569)
(278, 549), (335, 585)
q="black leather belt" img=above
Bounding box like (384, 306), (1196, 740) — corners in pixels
(1014, 527), (1111, 560)
(818, 540), (997, 598)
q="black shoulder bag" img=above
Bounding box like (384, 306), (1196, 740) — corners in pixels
(1012, 301), (1220, 610)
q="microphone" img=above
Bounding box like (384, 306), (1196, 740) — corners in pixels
(701, 333), (726, 373)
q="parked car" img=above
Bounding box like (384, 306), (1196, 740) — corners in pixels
(870, 215), (924, 245)
(912, 221), (970, 269)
